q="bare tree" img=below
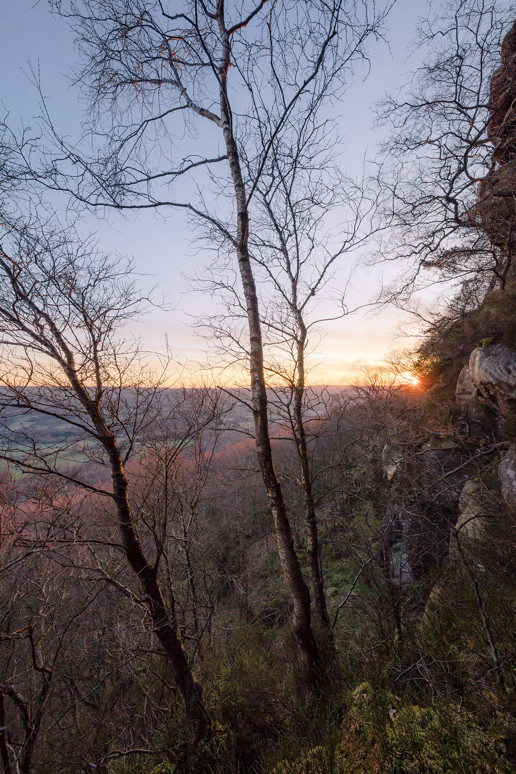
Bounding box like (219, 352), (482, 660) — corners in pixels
(127, 388), (228, 663)
(250, 119), (377, 643)
(12, 0), (395, 683)
(198, 106), (374, 647)
(0, 475), (180, 772)
(0, 566), (95, 774)
(0, 217), (213, 735)
(376, 0), (514, 305)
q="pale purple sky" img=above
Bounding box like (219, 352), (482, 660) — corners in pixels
(1, 0), (434, 385)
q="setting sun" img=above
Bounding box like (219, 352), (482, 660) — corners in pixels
(398, 372), (420, 387)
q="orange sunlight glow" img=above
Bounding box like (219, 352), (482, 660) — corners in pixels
(393, 371), (421, 388)
(400, 371), (419, 387)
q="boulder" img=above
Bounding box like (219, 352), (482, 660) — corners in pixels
(499, 444), (516, 512)
(469, 345), (516, 397)
(381, 444), (402, 481)
(469, 344), (516, 435)
(381, 440), (482, 600)
(450, 479), (485, 556)
(456, 365), (475, 407)
(455, 364), (493, 438)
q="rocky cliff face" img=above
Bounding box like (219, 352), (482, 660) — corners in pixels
(466, 343), (516, 513)
(381, 341), (516, 618)
(471, 20), (516, 284)
(380, 21), (516, 617)
(380, 435), (485, 610)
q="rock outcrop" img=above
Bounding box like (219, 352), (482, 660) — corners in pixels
(487, 19), (516, 167)
(463, 343), (516, 513)
(499, 444), (516, 513)
(381, 444), (402, 482)
(381, 438), (482, 607)
(450, 478), (489, 557)
(382, 344), (516, 609)
(455, 364), (494, 438)
(469, 344), (516, 427)
(381, 21), (516, 619)
(471, 19), (516, 283)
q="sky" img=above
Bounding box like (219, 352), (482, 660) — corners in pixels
(0, 0), (435, 386)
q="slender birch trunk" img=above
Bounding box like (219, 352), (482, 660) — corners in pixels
(217, 5), (322, 683)
(293, 321), (333, 642)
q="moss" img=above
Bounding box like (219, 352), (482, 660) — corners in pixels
(387, 704), (514, 774)
(265, 683), (516, 774)
(271, 746), (334, 774)
(335, 683), (391, 773)
(414, 280), (516, 396)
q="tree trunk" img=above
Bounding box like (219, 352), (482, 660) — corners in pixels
(217, 11), (322, 684)
(21, 681), (51, 774)
(61, 359), (209, 733)
(293, 325), (333, 643)
(0, 688), (13, 774)
(1, 156), (210, 740)
(103, 433), (209, 733)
